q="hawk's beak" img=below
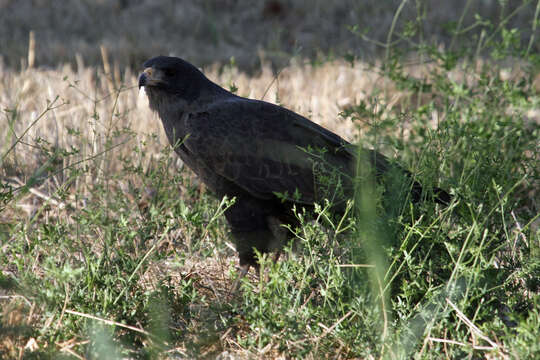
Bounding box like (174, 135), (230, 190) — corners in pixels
(138, 67), (162, 89)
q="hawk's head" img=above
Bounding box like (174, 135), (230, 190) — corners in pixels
(139, 56), (207, 103)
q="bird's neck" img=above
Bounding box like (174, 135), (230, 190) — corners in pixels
(146, 81), (233, 115)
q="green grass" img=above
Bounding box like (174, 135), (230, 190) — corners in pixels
(1, 2), (540, 359)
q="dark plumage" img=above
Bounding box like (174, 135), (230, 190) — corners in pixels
(139, 56), (451, 269)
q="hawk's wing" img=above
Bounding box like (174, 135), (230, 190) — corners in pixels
(182, 98), (387, 204)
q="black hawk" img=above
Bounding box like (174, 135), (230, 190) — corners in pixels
(138, 56), (450, 272)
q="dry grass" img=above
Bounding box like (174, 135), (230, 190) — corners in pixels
(0, 59), (399, 182)
(3, 56), (537, 184)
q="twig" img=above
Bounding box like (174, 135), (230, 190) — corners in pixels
(100, 45), (115, 94)
(28, 187), (66, 209)
(377, 274), (389, 341)
(8, 176), (67, 210)
(299, 289), (315, 310)
(112, 223), (170, 305)
(65, 309), (151, 336)
(28, 30), (35, 69)
(428, 337), (504, 351)
(220, 327), (233, 341)
(0, 295), (32, 307)
(261, 67), (284, 101)
(446, 299), (499, 350)
(510, 210), (527, 261)
(59, 346), (84, 360)
(337, 263), (375, 268)
(317, 310), (355, 341)
(224, 241), (236, 252)
(1, 95), (64, 163)
(55, 284), (70, 330)
(314, 311), (354, 355)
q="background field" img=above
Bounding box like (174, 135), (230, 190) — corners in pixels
(1, 0), (539, 70)
(1, 1), (539, 359)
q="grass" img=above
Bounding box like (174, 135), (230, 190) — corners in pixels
(1, 1), (540, 359)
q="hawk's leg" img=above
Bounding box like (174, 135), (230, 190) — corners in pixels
(230, 263), (250, 294)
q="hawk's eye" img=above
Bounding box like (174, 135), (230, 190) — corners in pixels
(164, 68), (175, 77)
